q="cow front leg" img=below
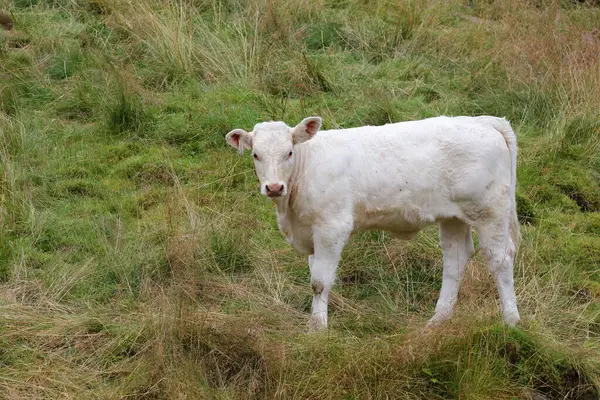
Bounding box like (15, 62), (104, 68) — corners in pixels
(308, 224), (350, 332)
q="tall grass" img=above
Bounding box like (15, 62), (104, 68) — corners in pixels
(0, 0), (599, 398)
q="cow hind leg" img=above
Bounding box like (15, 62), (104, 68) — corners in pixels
(427, 219), (474, 327)
(476, 218), (520, 326)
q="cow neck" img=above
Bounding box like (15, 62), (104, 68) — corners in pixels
(272, 186), (293, 241)
(272, 143), (304, 218)
(272, 194), (290, 216)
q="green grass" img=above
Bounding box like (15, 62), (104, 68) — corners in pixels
(1, 0), (600, 398)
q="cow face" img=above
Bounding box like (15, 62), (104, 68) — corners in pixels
(226, 117), (321, 198)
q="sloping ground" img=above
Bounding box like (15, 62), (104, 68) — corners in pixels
(0, 0), (599, 398)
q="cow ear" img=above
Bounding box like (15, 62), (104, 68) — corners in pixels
(226, 129), (253, 153)
(292, 116), (322, 144)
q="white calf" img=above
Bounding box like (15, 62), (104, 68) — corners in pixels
(226, 115), (520, 331)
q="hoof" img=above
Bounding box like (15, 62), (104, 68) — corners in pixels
(307, 315), (327, 333)
(426, 313), (451, 328)
(503, 311), (520, 327)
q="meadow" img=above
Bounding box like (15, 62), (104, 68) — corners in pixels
(1, 0), (599, 398)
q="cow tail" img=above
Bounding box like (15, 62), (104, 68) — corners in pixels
(488, 117), (520, 251)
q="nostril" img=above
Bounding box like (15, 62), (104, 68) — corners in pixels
(266, 184), (283, 194)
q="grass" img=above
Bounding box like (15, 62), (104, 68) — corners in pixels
(1, 0), (600, 398)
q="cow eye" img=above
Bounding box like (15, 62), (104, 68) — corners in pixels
(253, 153), (259, 160)
(288, 151), (293, 158)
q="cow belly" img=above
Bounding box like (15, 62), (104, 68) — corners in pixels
(353, 195), (468, 237)
(354, 207), (426, 234)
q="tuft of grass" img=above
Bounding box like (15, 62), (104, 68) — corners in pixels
(105, 85), (156, 136)
(0, 0), (600, 398)
(516, 192), (536, 225)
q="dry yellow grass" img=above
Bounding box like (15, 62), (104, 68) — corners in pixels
(1, 0), (599, 398)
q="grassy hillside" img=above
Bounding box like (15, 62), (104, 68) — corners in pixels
(1, 0), (599, 398)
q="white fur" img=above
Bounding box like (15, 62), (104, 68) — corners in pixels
(226, 115), (520, 331)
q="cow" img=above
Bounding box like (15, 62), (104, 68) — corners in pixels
(226, 115), (520, 331)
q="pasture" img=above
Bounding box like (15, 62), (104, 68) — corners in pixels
(1, 0), (599, 398)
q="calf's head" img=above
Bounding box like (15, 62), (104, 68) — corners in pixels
(226, 117), (322, 198)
